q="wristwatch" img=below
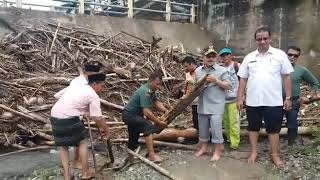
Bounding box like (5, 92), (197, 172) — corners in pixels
(285, 96), (292, 100)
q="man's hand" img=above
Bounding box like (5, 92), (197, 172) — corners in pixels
(236, 98), (244, 111)
(206, 75), (217, 84)
(283, 99), (292, 111)
(100, 130), (111, 140)
(157, 120), (167, 129)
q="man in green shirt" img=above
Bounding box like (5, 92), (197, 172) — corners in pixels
(284, 46), (319, 145)
(123, 73), (168, 162)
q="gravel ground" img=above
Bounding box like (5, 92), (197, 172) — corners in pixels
(20, 136), (320, 180)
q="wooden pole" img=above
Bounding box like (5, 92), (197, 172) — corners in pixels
(16, 0), (22, 8)
(86, 118), (97, 173)
(190, 4), (196, 23)
(127, 0), (133, 18)
(127, 148), (181, 180)
(165, 0), (172, 22)
(79, 0), (85, 14)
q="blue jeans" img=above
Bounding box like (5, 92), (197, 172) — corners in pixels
(284, 99), (300, 138)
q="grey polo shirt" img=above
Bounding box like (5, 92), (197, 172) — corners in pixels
(195, 64), (230, 115)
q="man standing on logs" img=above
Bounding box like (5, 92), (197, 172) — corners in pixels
(284, 46), (319, 146)
(237, 26), (293, 168)
(218, 47), (241, 150)
(123, 72), (168, 163)
(195, 46), (231, 161)
(182, 56), (199, 130)
(50, 73), (110, 180)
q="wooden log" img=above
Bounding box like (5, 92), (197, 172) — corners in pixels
(13, 76), (71, 86)
(112, 139), (196, 151)
(0, 146), (51, 158)
(127, 148), (181, 180)
(0, 104), (47, 124)
(100, 99), (124, 111)
(153, 128), (198, 142)
(240, 127), (314, 136)
(17, 106), (49, 124)
(161, 75), (207, 125)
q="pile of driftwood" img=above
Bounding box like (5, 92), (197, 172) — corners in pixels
(0, 22), (193, 149)
(0, 22), (319, 152)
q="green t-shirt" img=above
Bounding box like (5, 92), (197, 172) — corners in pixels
(124, 83), (160, 116)
(290, 64), (319, 97)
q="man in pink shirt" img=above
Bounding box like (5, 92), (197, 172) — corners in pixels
(51, 73), (109, 180)
(54, 61), (103, 99)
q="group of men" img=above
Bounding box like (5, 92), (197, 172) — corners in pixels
(49, 26), (319, 179)
(181, 26), (319, 166)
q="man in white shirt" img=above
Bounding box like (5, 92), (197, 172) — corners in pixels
(237, 27), (293, 168)
(51, 73), (109, 180)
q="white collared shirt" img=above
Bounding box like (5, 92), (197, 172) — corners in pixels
(237, 46), (293, 106)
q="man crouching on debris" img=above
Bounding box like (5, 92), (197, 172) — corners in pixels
(123, 72), (168, 163)
(50, 73), (110, 180)
(195, 46), (231, 162)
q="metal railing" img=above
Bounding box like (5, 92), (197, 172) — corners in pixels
(0, 0), (197, 23)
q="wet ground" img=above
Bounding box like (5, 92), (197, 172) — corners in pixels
(0, 136), (319, 180)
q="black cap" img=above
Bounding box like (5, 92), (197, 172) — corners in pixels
(84, 64), (101, 72)
(88, 73), (106, 83)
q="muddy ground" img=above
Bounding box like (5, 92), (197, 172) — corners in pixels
(1, 135), (319, 180)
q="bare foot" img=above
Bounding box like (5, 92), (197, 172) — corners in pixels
(210, 152), (221, 162)
(210, 146), (223, 162)
(148, 154), (164, 163)
(271, 154), (284, 168)
(71, 160), (82, 170)
(81, 170), (94, 180)
(247, 153), (258, 164)
(195, 147), (208, 157)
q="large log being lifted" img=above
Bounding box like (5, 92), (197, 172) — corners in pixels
(161, 75), (208, 125)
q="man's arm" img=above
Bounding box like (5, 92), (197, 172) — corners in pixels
(92, 116), (110, 139)
(54, 88), (67, 99)
(154, 100), (168, 113)
(302, 68), (320, 96)
(143, 108), (167, 128)
(236, 78), (248, 110)
(282, 74), (292, 98)
(215, 79), (231, 90)
(282, 74), (292, 111)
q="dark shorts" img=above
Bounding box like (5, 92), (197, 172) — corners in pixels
(122, 110), (158, 150)
(246, 106), (283, 134)
(191, 105), (199, 130)
(50, 117), (87, 147)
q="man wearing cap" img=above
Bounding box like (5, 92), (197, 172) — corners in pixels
(195, 46), (231, 162)
(54, 61), (103, 99)
(218, 47), (241, 150)
(123, 72), (168, 162)
(50, 73), (109, 180)
(237, 27), (293, 168)
(284, 46), (319, 146)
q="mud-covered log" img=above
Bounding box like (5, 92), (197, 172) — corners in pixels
(161, 75), (207, 125)
(153, 128), (198, 142)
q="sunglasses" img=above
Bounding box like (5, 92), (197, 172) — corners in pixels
(256, 37), (269, 42)
(287, 53), (299, 58)
(220, 53), (230, 57)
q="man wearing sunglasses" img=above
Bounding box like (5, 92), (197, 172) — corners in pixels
(237, 26), (294, 168)
(284, 46), (319, 146)
(195, 46), (231, 162)
(218, 47), (241, 150)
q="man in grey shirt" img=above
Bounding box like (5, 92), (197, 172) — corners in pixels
(195, 46), (231, 162)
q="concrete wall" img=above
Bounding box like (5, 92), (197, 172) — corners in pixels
(200, 0), (320, 79)
(0, 7), (218, 54)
